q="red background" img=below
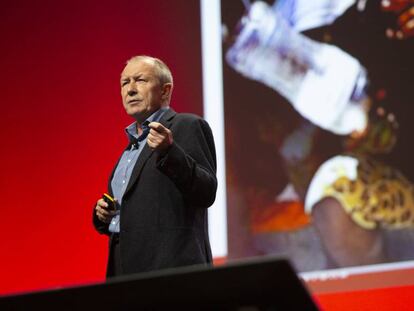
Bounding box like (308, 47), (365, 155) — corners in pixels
(0, 0), (202, 295)
(315, 284), (414, 311)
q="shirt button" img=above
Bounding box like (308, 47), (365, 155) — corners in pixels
(122, 180), (126, 184)
(128, 159), (131, 163)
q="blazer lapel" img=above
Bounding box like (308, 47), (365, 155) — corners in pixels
(158, 107), (176, 129)
(123, 108), (176, 197)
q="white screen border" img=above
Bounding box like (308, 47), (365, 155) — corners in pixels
(200, 0), (228, 258)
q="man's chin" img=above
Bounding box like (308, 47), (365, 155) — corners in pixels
(126, 109), (150, 122)
(125, 106), (141, 115)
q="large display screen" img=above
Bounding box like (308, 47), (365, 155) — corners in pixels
(201, 0), (414, 296)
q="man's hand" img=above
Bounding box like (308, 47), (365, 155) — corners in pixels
(95, 198), (117, 223)
(147, 122), (173, 153)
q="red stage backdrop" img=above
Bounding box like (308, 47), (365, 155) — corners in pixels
(0, 0), (202, 295)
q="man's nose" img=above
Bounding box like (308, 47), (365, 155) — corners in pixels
(127, 83), (137, 96)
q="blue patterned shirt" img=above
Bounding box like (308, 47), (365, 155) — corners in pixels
(108, 108), (168, 232)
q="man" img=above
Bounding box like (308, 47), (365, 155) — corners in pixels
(93, 55), (217, 277)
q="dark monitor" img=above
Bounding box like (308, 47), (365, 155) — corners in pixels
(0, 256), (319, 310)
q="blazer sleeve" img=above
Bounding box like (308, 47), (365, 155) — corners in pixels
(156, 116), (217, 208)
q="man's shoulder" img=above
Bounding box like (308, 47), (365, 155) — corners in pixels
(170, 112), (208, 128)
(167, 111), (214, 141)
(173, 112), (204, 122)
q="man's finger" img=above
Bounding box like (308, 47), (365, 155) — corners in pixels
(149, 122), (168, 133)
(97, 198), (108, 208)
(97, 213), (111, 223)
(96, 206), (110, 216)
(147, 135), (155, 146)
(149, 128), (165, 138)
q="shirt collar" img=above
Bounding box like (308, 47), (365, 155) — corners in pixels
(125, 107), (169, 143)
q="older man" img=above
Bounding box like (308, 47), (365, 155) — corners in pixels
(93, 55), (217, 277)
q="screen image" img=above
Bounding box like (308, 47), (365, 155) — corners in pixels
(201, 0), (414, 296)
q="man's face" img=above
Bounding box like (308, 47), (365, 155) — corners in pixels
(120, 60), (166, 122)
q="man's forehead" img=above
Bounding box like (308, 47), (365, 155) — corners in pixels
(121, 59), (155, 78)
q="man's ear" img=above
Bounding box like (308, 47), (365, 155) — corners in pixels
(161, 83), (173, 101)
